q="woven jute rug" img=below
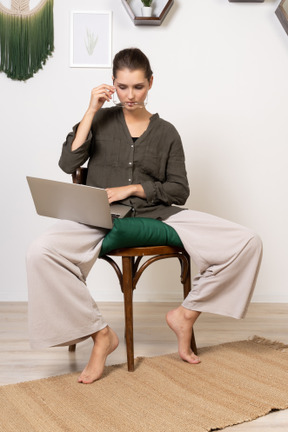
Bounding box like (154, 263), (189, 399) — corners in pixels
(1, 337), (288, 432)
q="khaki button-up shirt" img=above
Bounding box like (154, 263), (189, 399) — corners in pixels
(59, 107), (189, 220)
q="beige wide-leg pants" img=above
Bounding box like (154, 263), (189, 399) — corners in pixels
(26, 210), (262, 349)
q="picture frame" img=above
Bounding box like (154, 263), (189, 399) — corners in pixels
(275, 0), (288, 36)
(70, 11), (112, 68)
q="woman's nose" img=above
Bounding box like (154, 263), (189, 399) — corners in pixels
(128, 88), (134, 99)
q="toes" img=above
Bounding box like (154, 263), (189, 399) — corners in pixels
(78, 371), (100, 384)
(180, 351), (201, 364)
(78, 377), (93, 384)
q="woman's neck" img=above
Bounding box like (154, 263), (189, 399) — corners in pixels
(122, 107), (151, 122)
(122, 108), (152, 137)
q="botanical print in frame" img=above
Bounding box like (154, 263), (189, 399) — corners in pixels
(70, 11), (112, 68)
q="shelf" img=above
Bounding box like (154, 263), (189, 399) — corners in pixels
(228, 0), (264, 2)
(275, 0), (288, 36)
(121, 0), (174, 26)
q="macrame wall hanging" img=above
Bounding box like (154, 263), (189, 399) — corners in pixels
(0, 0), (54, 81)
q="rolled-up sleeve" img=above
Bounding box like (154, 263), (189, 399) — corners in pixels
(58, 123), (92, 174)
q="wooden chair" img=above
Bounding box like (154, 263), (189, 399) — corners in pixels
(69, 168), (197, 371)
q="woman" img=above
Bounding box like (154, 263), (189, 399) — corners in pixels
(27, 48), (262, 384)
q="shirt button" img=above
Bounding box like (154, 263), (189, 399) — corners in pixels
(129, 162), (132, 165)
(131, 145), (134, 148)
(128, 178), (132, 182)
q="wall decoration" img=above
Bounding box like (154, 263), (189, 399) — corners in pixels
(228, 0), (264, 2)
(275, 0), (288, 35)
(121, 0), (173, 26)
(70, 11), (112, 68)
(141, 0), (153, 17)
(0, 0), (54, 81)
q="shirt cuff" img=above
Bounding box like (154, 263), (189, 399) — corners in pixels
(141, 181), (157, 204)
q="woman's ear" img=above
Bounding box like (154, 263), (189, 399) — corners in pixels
(149, 76), (154, 90)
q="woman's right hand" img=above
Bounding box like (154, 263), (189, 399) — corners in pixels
(72, 84), (115, 152)
(87, 84), (116, 114)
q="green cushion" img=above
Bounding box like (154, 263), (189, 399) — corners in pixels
(100, 217), (183, 256)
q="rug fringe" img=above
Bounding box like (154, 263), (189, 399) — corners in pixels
(250, 335), (288, 351)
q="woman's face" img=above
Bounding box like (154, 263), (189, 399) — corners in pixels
(113, 68), (153, 109)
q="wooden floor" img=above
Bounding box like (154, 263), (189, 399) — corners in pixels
(1, 302), (287, 431)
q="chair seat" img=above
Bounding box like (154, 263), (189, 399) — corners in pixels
(99, 217), (183, 256)
(106, 245), (185, 257)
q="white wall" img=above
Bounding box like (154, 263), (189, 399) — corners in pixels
(1, 0), (288, 303)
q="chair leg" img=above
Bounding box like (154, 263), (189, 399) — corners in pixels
(68, 344), (76, 352)
(190, 330), (197, 356)
(182, 254), (198, 355)
(122, 256), (135, 372)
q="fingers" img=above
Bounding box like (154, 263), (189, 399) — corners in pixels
(88, 84), (115, 113)
(92, 84), (115, 102)
(106, 188), (116, 204)
(105, 186), (132, 204)
(105, 188), (112, 204)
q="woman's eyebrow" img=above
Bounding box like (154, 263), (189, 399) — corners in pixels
(116, 81), (146, 86)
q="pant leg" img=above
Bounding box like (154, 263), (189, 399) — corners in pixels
(164, 210), (262, 319)
(26, 220), (109, 349)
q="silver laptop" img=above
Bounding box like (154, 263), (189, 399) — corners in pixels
(26, 176), (132, 229)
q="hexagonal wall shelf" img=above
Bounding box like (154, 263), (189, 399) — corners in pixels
(228, 1), (264, 2)
(121, 0), (174, 26)
(275, 0), (288, 36)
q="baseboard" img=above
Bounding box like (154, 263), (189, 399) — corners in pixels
(1, 293), (288, 303)
(251, 294), (288, 303)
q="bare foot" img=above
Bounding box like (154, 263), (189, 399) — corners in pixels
(78, 326), (119, 384)
(166, 306), (201, 364)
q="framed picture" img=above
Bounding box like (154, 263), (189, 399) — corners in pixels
(275, 0), (288, 36)
(70, 11), (112, 68)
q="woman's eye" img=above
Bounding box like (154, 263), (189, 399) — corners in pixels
(117, 85), (144, 90)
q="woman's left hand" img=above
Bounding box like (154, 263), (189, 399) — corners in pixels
(105, 185), (146, 204)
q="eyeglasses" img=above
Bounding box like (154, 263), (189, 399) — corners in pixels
(112, 92), (147, 109)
